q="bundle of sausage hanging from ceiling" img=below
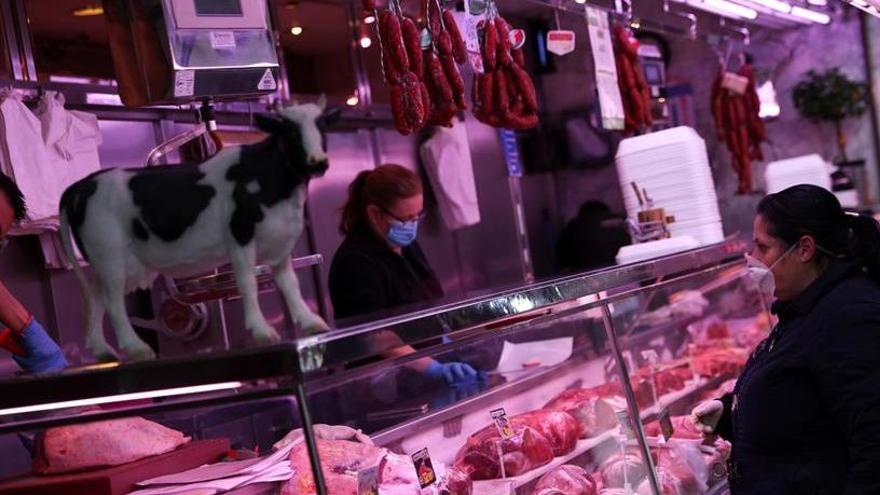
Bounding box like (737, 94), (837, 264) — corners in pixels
(471, 6), (539, 130)
(612, 24), (652, 136)
(363, 0), (468, 134)
(711, 62), (766, 194)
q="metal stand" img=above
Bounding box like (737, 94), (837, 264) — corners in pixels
(295, 382), (327, 495)
(600, 304), (662, 495)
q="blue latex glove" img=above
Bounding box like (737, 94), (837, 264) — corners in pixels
(425, 360), (478, 385)
(12, 319), (67, 373)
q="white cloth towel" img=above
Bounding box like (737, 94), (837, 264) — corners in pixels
(419, 123), (481, 230)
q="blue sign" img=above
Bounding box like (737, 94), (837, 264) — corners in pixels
(498, 129), (522, 177)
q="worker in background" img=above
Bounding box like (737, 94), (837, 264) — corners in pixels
(0, 172), (67, 374)
(692, 185), (880, 493)
(556, 200), (630, 273)
(329, 164), (478, 386)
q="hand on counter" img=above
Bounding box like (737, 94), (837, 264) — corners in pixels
(425, 360), (480, 386)
(12, 318), (68, 373)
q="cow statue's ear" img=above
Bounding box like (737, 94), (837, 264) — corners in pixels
(254, 113), (285, 134)
(316, 94), (327, 112)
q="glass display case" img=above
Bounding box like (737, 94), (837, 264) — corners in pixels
(0, 240), (769, 495)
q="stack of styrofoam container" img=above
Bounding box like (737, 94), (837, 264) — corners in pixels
(616, 126), (724, 247)
(764, 154), (832, 194)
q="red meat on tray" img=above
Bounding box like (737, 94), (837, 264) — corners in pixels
(454, 425), (554, 480)
(509, 410), (580, 456)
(597, 450), (649, 488)
(532, 465), (598, 495)
(543, 389), (621, 438)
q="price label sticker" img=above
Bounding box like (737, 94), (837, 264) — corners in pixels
(210, 31), (236, 50)
(616, 410), (636, 440)
(641, 349), (660, 368)
(174, 70), (195, 97)
(411, 448), (437, 489)
(491, 408), (515, 439)
(546, 30), (576, 56)
(509, 29), (526, 50)
(658, 407), (675, 441)
(357, 465), (379, 495)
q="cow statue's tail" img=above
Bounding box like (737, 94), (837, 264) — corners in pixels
(58, 210), (96, 313)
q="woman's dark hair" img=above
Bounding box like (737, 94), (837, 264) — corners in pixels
(0, 171), (25, 221)
(340, 164), (423, 234)
(757, 184), (880, 282)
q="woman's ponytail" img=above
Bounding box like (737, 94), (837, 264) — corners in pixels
(340, 170), (371, 234)
(849, 214), (880, 283)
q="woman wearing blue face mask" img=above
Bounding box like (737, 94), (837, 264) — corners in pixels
(329, 164), (479, 387)
(691, 185), (880, 494)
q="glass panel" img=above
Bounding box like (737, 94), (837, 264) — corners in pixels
(609, 260), (769, 493)
(25, 0), (116, 82)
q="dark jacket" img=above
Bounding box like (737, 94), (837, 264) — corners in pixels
(329, 222), (443, 324)
(716, 260), (880, 495)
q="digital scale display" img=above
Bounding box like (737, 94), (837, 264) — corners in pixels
(194, 0), (243, 16)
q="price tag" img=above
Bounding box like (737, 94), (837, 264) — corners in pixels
(658, 407), (675, 441)
(491, 408), (514, 439)
(210, 31), (236, 50)
(585, 6), (625, 130)
(546, 30), (576, 56)
(616, 410), (636, 440)
(357, 465), (379, 495)
(411, 448), (437, 489)
(641, 349), (660, 369)
(509, 29), (526, 50)
(464, 1), (487, 73)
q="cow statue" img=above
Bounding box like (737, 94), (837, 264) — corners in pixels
(59, 99), (336, 361)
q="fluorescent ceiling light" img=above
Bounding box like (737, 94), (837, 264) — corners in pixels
(746, 0), (792, 13)
(686, 0), (759, 19)
(0, 381), (243, 416)
(790, 6), (831, 23)
(807, 0), (828, 5)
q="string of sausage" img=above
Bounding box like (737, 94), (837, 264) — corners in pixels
(711, 63), (766, 194)
(472, 14), (539, 130)
(613, 24), (652, 136)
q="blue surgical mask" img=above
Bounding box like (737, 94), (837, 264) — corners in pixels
(386, 219), (419, 247)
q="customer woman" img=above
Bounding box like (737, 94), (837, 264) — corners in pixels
(692, 184), (880, 494)
(328, 164), (478, 386)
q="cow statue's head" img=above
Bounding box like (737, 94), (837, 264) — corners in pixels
(255, 95), (340, 180)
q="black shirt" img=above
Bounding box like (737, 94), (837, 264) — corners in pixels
(329, 222), (444, 324)
(716, 260), (880, 495)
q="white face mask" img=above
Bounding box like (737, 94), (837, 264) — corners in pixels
(745, 244), (797, 298)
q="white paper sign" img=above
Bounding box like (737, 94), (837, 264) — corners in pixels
(495, 337), (574, 374)
(585, 6), (625, 130)
(546, 30), (576, 56)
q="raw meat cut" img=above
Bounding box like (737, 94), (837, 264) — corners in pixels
(692, 347), (748, 378)
(654, 445), (703, 495)
(643, 416), (704, 440)
(638, 468), (683, 495)
(284, 439), (423, 495)
(439, 467), (473, 495)
(598, 451), (648, 488)
(543, 389), (620, 438)
(454, 424), (554, 480)
(285, 439), (386, 495)
(704, 440), (731, 484)
(34, 417), (190, 474)
(509, 411), (579, 456)
(532, 465), (597, 495)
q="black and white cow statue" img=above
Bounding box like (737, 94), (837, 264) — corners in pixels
(59, 99), (336, 361)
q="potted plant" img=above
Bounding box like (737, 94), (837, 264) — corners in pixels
(792, 68), (869, 165)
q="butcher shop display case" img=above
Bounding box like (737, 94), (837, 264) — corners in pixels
(0, 239), (768, 495)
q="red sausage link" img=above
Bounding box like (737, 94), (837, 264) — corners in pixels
(401, 18), (423, 79)
(443, 9), (468, 64)
(494, 17), (514, 67)
(391, 84), (411, 135)
(481, 20), (497, 71)
(508, 64), (537, 113)
(440, 52), (466, 110)
(381, 11), (410, 72)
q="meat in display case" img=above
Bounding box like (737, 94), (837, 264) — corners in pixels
(0, 240), (767, 494)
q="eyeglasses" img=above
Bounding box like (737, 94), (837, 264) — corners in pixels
(380, 207), (426, 224)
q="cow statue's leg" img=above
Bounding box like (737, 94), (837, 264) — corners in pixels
(229, 246), (281, 344)
(271, 258), (328, 335)
(82, 280), (116, 361)
(95, 264), (156, 361)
